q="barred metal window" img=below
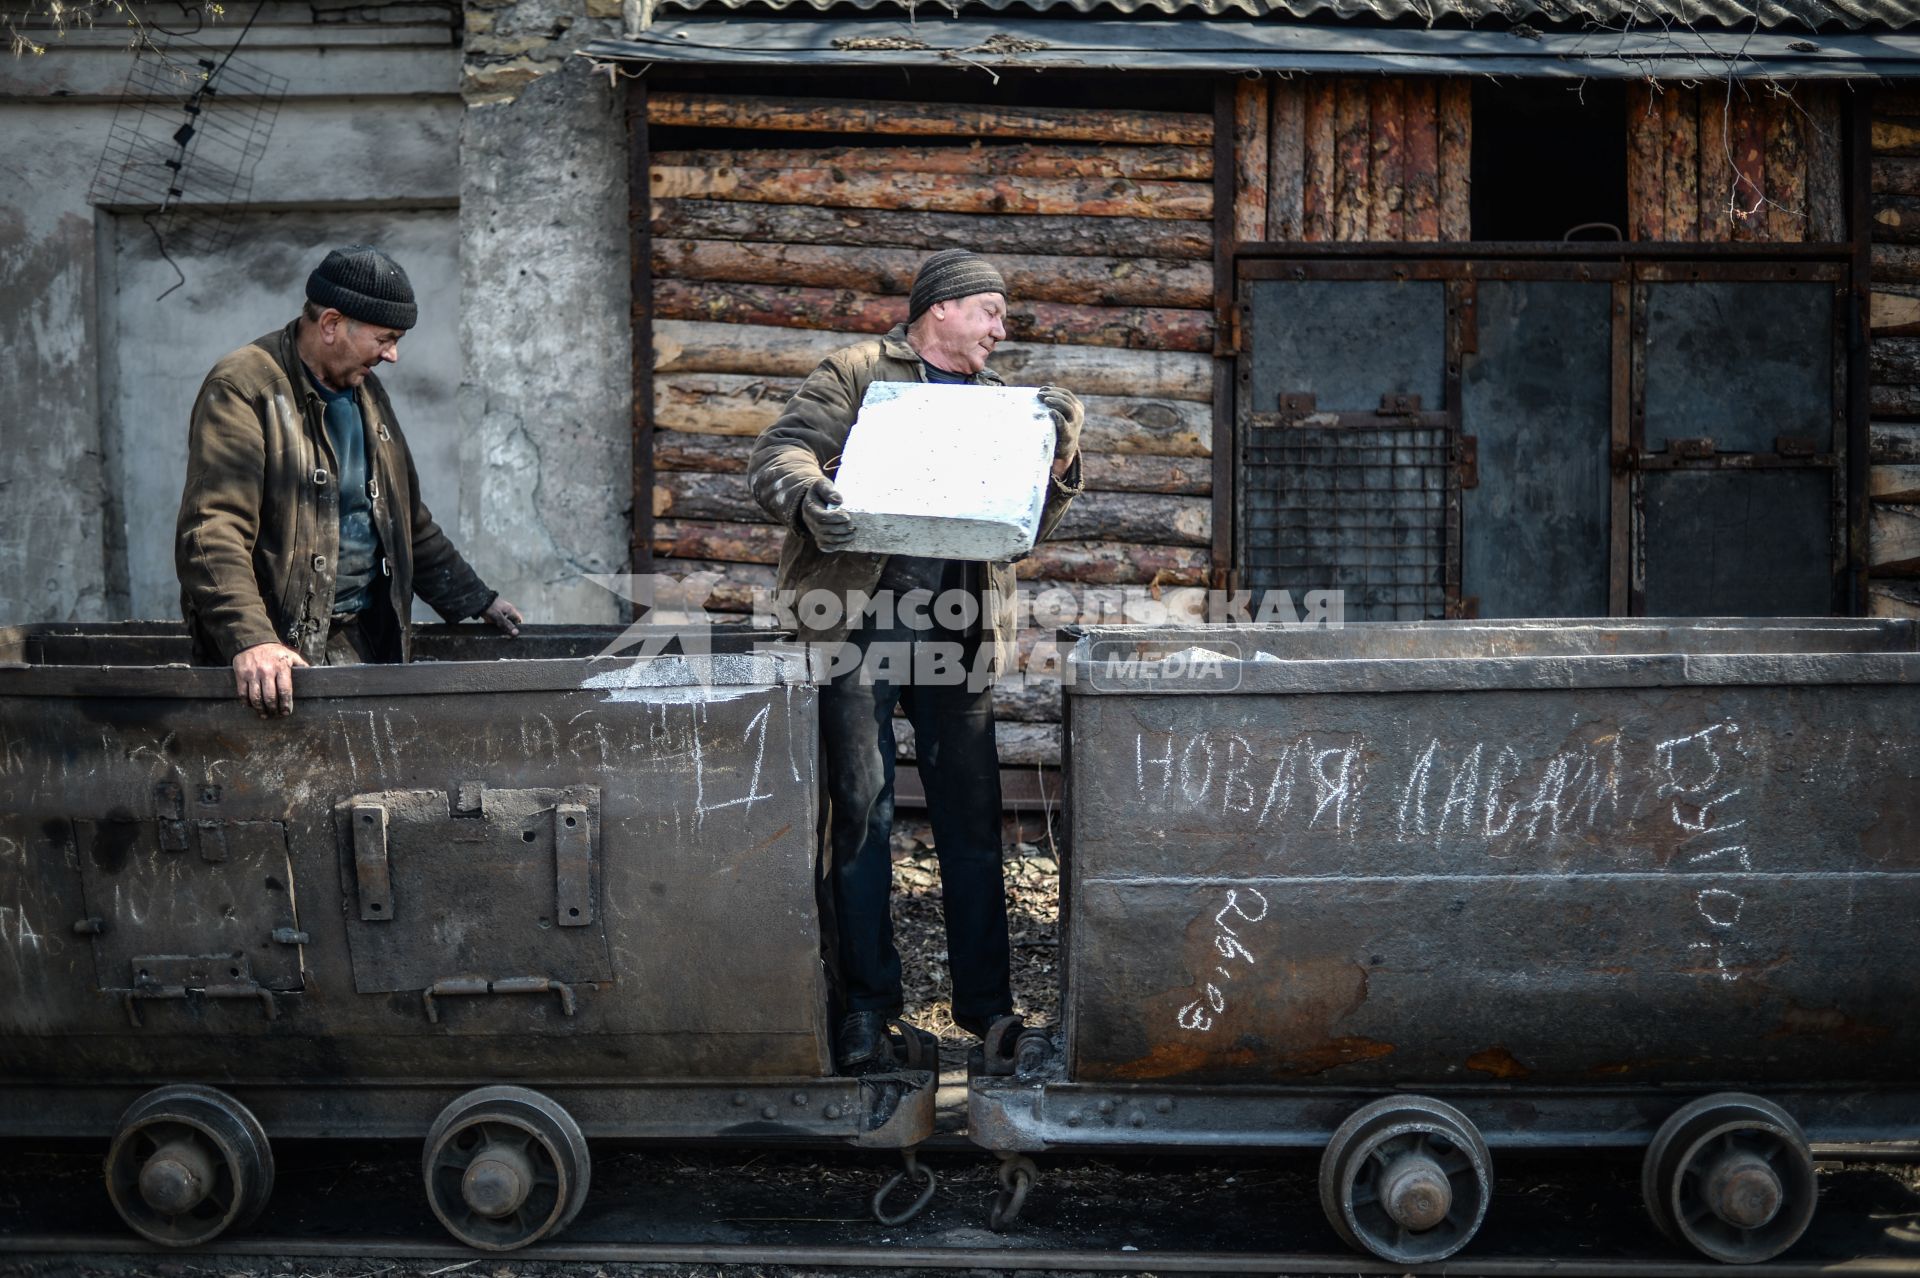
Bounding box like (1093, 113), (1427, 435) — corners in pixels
(1242, 424), (1447, 621)
(1238, 276), (1454, 621)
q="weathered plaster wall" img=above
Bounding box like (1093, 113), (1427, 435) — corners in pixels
(0, 1), (469, 625)
(457, 1), (632, 621)
(0, 0), (632, 628)
(0, 112), (110, 623)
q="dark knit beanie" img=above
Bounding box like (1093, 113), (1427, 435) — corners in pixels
(306, 245), (418, 330)
(908, 249), (1007, 322)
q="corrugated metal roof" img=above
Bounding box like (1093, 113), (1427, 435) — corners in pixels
(588, 15), (1920, 74)
(649, 0), (1920, 31)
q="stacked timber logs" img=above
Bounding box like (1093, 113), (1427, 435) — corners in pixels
(1871, 87), (1920, 616)
(644, 91), (1218, 765)
(1231, 77), (1471, 243)
(1625, 83), (1842, 242)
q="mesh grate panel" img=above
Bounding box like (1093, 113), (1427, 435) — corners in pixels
(1242, 425), (1448, 621)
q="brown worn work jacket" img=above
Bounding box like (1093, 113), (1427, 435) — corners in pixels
(176, 319), (495, 666)
(747, 325), (1083, 676)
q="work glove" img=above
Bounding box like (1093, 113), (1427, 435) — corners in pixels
(1037, 385), (1084, 464)
(801, 478), (857, 552)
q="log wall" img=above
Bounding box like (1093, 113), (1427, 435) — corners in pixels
(1625, 83), (1844, 243)
(1871, 87), (1920, 618)
(636, 78), (1890, 780)
(1231, 77), (1471, 243)
(642, 89), (1220, 770)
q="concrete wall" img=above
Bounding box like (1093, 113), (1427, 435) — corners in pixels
(0, 104), (111, 624)
(460, 0), (631, 622)
(0, 0), (632, 628)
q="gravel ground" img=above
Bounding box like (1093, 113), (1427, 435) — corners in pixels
(889, 814), (1063, 1069)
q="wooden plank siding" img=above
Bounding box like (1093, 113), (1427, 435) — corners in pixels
(1627, 83), (1666, 242)
(1243, 77), (1468, 244)
(1625, 82), (1840, 244)
(642, 90), (1220, 773)
(1233, 79), (1270, 244)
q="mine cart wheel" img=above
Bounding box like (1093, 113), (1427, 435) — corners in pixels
(1641, 1092), (1817, 1264)
(104, 1084), (276, 1247)
(1318, 1095), (1493, 1264)
(422, 1086), (591, 1251)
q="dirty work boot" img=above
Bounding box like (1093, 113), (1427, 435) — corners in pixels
(836, 1010), (891, 1074)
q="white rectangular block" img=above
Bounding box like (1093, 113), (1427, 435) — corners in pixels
(833, 382), (1056, 561)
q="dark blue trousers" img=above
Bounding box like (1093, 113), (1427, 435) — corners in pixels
(820, 620), (1010, 1025)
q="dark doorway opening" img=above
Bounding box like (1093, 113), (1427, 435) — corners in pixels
(1470, 80), (1629, 242)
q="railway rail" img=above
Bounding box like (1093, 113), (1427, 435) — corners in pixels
(4, 1236), (1920, 1275)
(3, 1142), (1918, 1275)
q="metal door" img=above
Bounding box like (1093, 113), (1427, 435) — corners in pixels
(1459, 276), (1617, 617)
(1630, 266), (1847, 615)
(1236, 255), (1850, 619)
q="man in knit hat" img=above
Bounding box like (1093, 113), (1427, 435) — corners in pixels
(749, 249), (1086, 1073)
(177, 245), (522, 716)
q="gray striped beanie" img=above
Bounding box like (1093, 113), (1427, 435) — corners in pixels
(908, 249), (1007, 322)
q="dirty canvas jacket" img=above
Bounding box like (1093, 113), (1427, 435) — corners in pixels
(176, 319), (496, 667)
(747, 325), (1083, 675)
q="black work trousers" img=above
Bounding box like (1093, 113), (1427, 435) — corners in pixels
(820, 618), (1009, 1025)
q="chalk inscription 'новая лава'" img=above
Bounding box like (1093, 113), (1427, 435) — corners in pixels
(1131, 719), (1749, 858)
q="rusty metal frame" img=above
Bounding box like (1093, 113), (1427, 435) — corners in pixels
(1247, 403), (1448, 432)
(1240, 242), (1851, 263)
(1628, 274), (1650, 614)
(1609, 278), (1632, 615)
(1847, 87), (1874, 614)
(0, 1075), (936, 1146)
(1242, 258), (1629, 283)
(894, 765), (1059, 814)
(1443, 278), (1468, 616)
(1632, 261), (1847, 283)
(1833, 248), (1856, 615)
(0, 623), (800, 698)
(969, 1075), (1920, 1156)
(1242, 257), (1847, 282)
(1630, 453), (1840, 472)
(627, 79), (656, 585)
(1211, 79), (1238, 604)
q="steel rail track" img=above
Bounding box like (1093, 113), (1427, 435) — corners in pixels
(6, 1235), (1920, 1275)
